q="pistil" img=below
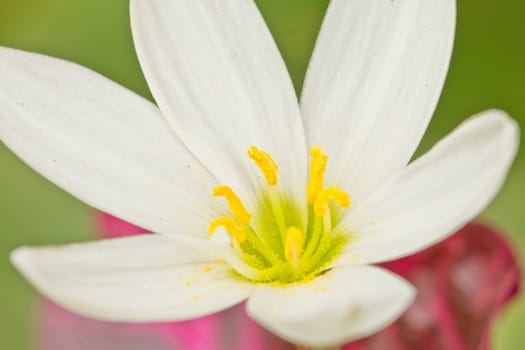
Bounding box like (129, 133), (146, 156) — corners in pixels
(284, 226), (305, 269)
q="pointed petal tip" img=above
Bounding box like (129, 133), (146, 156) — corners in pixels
(300, 0), (458, 207)
(338, 108), (519, 265)
(398, 274), (417, 310)
(129, 0), (308, 211)
(9, 236), (253, 323)
(10, 246), (30, 271)
(0, 45), (224, 237)
(477, 108), (517, 127)
(471, 109), (520, 159)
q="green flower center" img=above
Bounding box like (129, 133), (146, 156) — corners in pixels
(209, 146), (350, 285)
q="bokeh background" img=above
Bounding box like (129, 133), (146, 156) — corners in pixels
(0, 0), (523, 349)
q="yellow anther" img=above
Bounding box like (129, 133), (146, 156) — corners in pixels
(247, 146), (278, 185)
(314, 187), (351, 216)
(284, 226), (305, 262)
(307, 146), (328, 203)
(213, 185), (251, 224)
(208, 217), (246, 243)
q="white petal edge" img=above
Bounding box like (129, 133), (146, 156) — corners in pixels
(0, 46), (227, 236)
(300, 0), (456, 208)
(247, 265), (415, 347)
(11, 234), (253, 322)
(335, 110), (519, 266)
(130, 0), (308, 225)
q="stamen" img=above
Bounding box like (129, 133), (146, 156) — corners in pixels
(314, 187), (351, 216)
(244, 225), (282, 265)
(301, 212), (323, 260)
(284, 226), (304, 264)
(323, 211), (332, 235)
(247, 146), (278, 185)
(209, 217), (246, 243)
(268, 186), (288, 239)
(213, 186), (251, 224)
(247, 146), (287, 237)
(220, 248), (262, 281)
(314, 211), (333, 257)
(307, 146), (328, 203)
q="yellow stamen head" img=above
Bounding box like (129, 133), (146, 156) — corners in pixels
(284, 226), (305, 262)
(307, 146), (328, 203)
(247, 146), (278, 185)
(208, 217), (246, 243)
(213, 185), (251, 224)
(314, 187), (351, 216)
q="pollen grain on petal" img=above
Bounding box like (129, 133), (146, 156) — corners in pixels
(314, 187), (351, 216)
(307, 146), (328, 203)
(213, 185), (251, 224)
(247, 146), (278, 185)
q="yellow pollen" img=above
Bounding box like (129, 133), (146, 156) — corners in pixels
(247, 146), (278, 185)
(307, 146), (328, 203)
(284, 226), (305, 262)
(314, 187), (351, 216)
(213, 185), (251, 224)
(208, 217), (246, 243)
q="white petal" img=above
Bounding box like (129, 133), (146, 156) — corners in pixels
(300, 0), (456, 207)
(130, 0), (307, 219)
(336, 110), (519, 265)
(11, 234), (253, 321)
(247, 265), (414, 347)
(0, 47), (226, 236)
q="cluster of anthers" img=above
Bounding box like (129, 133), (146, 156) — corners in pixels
(208, 146), (351, 285)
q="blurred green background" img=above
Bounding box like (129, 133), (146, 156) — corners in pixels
(0, 0), (523, 349)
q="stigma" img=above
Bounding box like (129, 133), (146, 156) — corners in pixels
(208, 146), (351, 284)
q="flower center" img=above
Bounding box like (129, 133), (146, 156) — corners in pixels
(208, 146), (350, 285)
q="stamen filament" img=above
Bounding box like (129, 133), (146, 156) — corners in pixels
(304, 233), (349, 273)
(231, 241), (265, 268)
(221, 250), (263, 281)
(250, 263), (292, 283)
(225, 247), (292, 282)
(268, 186), (288, 240)
(323, 210), (332, 236)
(301, 208), (323, 260)
(303, 211), (334, 271)
(232, 241), (266, 269)
(213, 186), (251, 224)
(314, 212), (333, 260)
(243, 225), (282, 265)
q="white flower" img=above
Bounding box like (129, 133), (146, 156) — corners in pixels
(0, 0), (518, 347)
